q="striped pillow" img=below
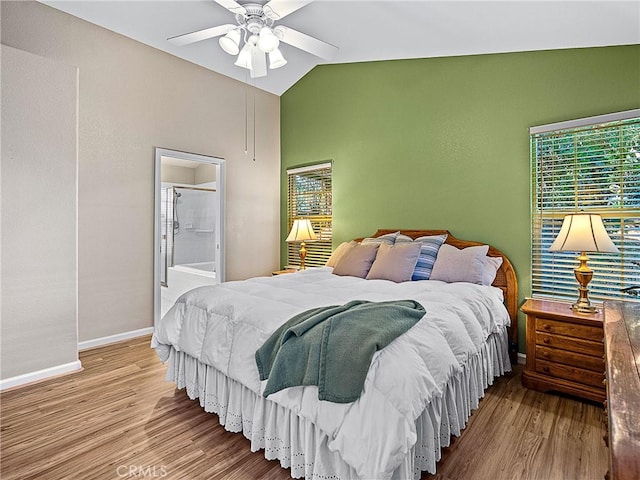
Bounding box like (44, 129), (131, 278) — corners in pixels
(361, 231), (400, 246)
(411, 234), (448, 281)
(395, 234), (414, 243)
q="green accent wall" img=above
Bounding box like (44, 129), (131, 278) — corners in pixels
(281, 45), (640, 352)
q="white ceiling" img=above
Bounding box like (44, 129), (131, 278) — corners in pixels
(42, 0), (640, 96)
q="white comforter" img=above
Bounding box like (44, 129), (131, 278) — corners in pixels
(152, 267), (510, 479)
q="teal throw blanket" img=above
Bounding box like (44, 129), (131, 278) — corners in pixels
(255, 299), (425, 403)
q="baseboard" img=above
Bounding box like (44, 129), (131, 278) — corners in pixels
(518, 352), (526, 365)
(0, 360), (82, 391)
(78, 327), (154, 351)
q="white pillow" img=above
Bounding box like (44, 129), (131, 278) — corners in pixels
(366, 242), (422, 283)
(430, 244), (489, 284)
(482, 255), (503, 285)
(325, 241), (357, 268)
(332, 243), (380, 278)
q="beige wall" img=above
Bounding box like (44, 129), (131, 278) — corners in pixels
(160, 162), (217, 185)
(1, 45), (79, 379)
(1, 1), (281, 343)
(161, 164), (196, 185)
(195, 163), (216, 185)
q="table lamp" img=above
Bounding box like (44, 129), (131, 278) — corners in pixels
(286, 219), (317, 270)
(549, 213), (619, 313)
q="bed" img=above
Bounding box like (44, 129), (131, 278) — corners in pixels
(151, 229), (518, 479)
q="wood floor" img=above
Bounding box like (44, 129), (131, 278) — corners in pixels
(1, 335), (608, 480)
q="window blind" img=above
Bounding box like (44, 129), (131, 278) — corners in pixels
(531, 111), (640, 303)
(287, 163), (332, 268)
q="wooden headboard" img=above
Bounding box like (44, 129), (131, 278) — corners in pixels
(369, 229), (519, 362)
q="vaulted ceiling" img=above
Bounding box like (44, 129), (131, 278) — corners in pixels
(42, 1), (640, 96)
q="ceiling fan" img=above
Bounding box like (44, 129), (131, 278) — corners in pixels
(168, 0), (339, 78)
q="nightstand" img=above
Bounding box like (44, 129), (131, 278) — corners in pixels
(521, 298), (605, 403)
(272, 269), (297, 276)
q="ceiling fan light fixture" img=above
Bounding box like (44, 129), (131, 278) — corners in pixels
(219, 28), (241, 55)
(268, 47), (287, 69)
(235, 43), (253, 70)
(258, 26), (279, 53)
(169, 0), (340, 79)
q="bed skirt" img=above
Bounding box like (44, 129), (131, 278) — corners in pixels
(164, 327), (511, 479)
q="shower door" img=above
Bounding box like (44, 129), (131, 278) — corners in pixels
(171, 186), (217, 273)
(160, 187), (170, 286)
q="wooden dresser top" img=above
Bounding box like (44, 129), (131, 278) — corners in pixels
(603, 301), (640, 480)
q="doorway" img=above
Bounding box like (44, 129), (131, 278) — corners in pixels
(154, 148), (225, 326)
(161, 185), (217, 287)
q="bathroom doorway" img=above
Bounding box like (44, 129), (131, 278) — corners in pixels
(153, 148), (225, 326)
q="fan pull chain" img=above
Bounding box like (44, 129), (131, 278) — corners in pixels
(244, 71), (249, 155)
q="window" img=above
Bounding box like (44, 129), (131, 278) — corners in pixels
(531, 110), (640, 303)
(287, 163), (332, 268)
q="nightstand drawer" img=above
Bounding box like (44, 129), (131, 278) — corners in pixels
(535, 317), (602, 342)
(535, 345), (605, 372)
(535, 332), (604, 356)
(536, 359), (605, 388)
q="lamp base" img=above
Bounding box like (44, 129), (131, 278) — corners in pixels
(299, 241), (307, 270)
(571, 298), (597, 314)
(572, 252), (597, 314)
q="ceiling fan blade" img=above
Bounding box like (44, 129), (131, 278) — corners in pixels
(276, 26), (339, 60)
(263, 0), (313, 20)
(168, 24), (236, 46)
(213, 0), (246, 15)
(250, 48), (267, 78)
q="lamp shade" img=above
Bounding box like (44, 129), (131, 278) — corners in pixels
(549, 213), (619, 253)
(219, 29), (241, 55)
(258, 26), (279, 53)
(268, 47), (287, 69)
(286, 219), (317, 243)
(234, 43), (253, 70)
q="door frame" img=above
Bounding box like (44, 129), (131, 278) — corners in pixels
(153, 147), (226, 327)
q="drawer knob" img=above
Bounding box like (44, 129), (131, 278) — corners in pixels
(543, 324), (551, 331)
(542, 366), (550, 373)
(543, 337), (550, 344)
